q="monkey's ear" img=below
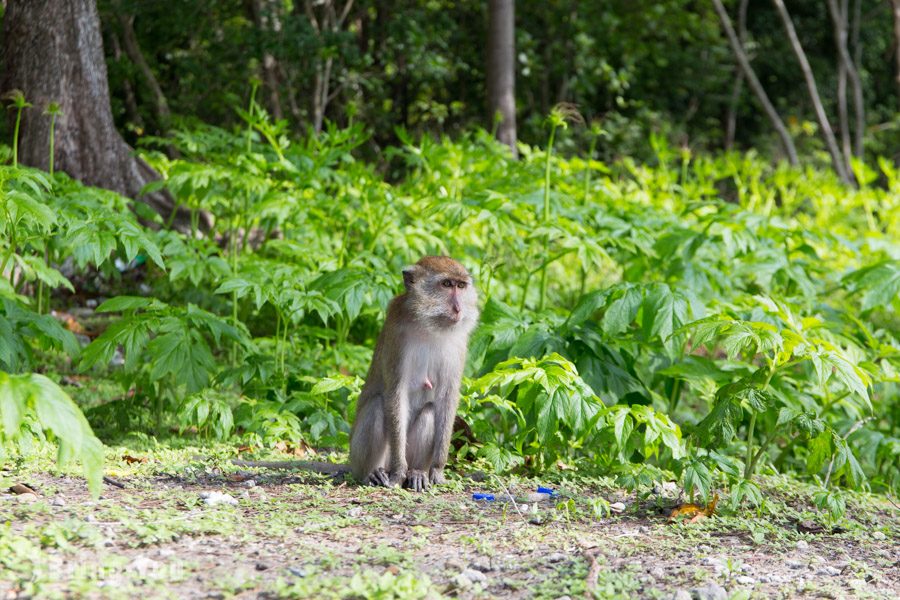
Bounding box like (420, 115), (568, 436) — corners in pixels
(402, 265), (420, 290)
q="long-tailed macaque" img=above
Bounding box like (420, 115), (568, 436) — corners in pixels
(349, 256), (479, 491)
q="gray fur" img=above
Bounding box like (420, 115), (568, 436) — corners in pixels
(349, 256), (478, 491)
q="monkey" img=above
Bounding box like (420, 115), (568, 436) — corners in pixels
(348, 256), (479, 492)
(228, 257), (477, 490)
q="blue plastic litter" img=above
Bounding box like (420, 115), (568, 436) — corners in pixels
(472, 493), (495, 501)
(537, 486), (559, 497)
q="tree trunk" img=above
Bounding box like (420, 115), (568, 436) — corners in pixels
(834, 0), (852, 165)
(724, 0), (749, 151)
(891, 0), (900, 108)
(771, 0), (853, 184)
(1, 0), (190, 228)
(117, 12), (171, 130)
(487, 0), (517, 157)
(712, 0), (799, 165)
(828, 0), (865, 162)
(248, 0), (284, 121)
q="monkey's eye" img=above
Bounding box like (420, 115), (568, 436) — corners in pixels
(457, 282), (467, 289)
(442, 279), (453, 288)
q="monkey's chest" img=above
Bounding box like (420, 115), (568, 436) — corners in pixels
(404, 341), (446, 407)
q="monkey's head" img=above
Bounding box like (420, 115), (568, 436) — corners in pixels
(403, 256), (479, 331)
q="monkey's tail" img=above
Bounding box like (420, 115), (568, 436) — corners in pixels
(231, 459), (350, 477)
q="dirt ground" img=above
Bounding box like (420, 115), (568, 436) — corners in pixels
(1, 466), (898, 599)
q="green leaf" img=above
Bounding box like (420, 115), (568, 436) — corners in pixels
(602, 286), (641, 336)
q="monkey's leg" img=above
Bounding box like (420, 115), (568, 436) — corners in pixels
(403, 404), (435, 492)
(349, 394), (390, 486)
(428, 388), (460, 485)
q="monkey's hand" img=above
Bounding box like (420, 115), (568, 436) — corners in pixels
(403, 470), (429, 492)
(366, 467), (391, 487)
(428, 466), (446, 486)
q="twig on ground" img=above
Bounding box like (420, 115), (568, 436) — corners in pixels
(103, 476), (126, 489)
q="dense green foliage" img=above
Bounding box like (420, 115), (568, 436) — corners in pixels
(2, 93), (898, 515)
(97, 0), (900, 158)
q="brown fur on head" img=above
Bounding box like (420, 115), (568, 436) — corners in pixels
(402, 256), (478, 331)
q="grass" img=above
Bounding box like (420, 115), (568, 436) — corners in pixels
(1, 439), (897, 599)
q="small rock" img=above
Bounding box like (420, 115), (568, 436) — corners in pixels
(691, 582), (727, 600)
(520, 492), (552, 503)
(469, 560), (494, 573)
(609, 502), (626, 513)
(453, 573), (473, 589)
(200, 491), (238, 506)
(16, 493), (39, 504)
(796, 540), (809, 551)
(461, 568), (486, 583)
(735, 575), (755, 585)
(348, 506), (364, 518)
(871, 531), (886, 541)
(239, 479), (256, 488)
(817, 566), (841, 576)
(555, 596), (573, 600)
(787, 560), (804, 569)
(670, 590), (692, 600)
(649, 566), (665, 579)
(444, 558), (465, 571)
(255, 562), (269, 571)
(288, 567), (307, 577)
(547, 552), (568, 563)
(518, 503), (529, 512)
(50, 496), (66, 507)
(129, 556), (160, 576)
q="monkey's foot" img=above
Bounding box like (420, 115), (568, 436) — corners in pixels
(403, 470), (429, 492)
(388, 469), (407, 487)
(366, 467), (390, 487)
(428, 467), (446, 485)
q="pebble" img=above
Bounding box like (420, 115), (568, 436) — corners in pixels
(609, 502), (626, 513)
(796, 540), (809, 551)
(287, 567), (307, 577)
(520, 492), (552, 503)
(670, 590), (692, 600)
(239, 479), (256, 488)
(199, 491), (238, 506)
(469, 560), (494, 573)
(50, 496), (66, 507)
(461, 568), (486, 583)
(787, 560), (805, 569)
(444, 558), (465, 571)
(871, 531), (886, 541)
(348, 506), (364, 518)
(817, 566), (841, 576)
(255, 562), (269, 571)
(16, 493), (39, 504)
(735, 575), (755, 585)
(547, 552), (568, 563)
(690, 582), (727, 600)
(649, 566), (665, 579)
(129, 556), (160, 576)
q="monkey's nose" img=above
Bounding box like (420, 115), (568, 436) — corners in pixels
(451, 299), (461, 314)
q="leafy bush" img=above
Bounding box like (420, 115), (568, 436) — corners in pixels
(4, 108), (900, 516)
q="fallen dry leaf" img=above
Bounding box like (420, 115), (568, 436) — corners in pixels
(667, 493), (719, 523)
(122, 455), (148, 464)
(9, 483), (37, 496)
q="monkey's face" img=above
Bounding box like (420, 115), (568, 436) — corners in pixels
(403, 257), (479, 331)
